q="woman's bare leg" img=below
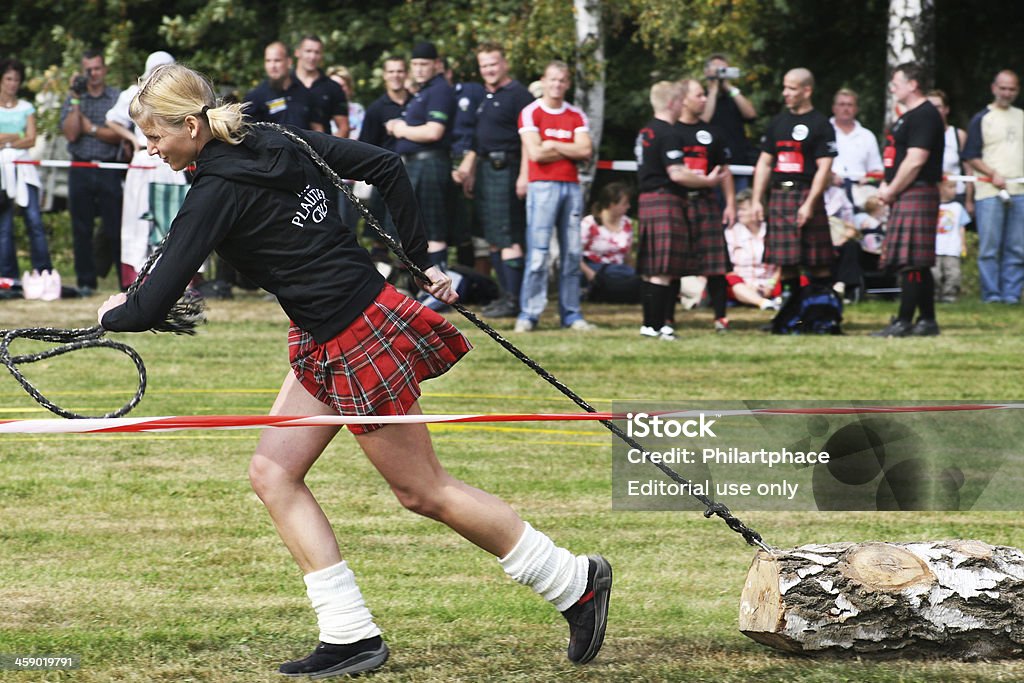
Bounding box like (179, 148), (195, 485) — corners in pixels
(249, 371), (344, 573)
(355, 401), (524, 558)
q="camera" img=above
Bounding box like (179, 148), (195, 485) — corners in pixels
(716, 66), (741, 81)
(71, 75), (88, 95)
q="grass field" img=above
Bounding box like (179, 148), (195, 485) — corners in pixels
(2, 290), (1024, 682)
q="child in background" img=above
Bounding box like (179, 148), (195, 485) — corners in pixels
(933, 180), (970, 303)
(853, 196), (888, 261)
(724, 190), (782, 310)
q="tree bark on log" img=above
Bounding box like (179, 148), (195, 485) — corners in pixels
(739, 540), (1024, 659)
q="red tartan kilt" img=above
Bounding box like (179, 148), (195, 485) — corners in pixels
(637, 191), (693, 276)
(685, 192), (729, 275)
(880, 185), (940, 269)
(765, 187), (833, 267)
(289, 283), (472, 434)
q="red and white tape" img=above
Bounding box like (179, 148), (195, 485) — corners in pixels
(9, 159), (152, 170)
(0, 404), (1018, 434)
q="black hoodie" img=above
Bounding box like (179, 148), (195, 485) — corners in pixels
(101, 126), (432, 343)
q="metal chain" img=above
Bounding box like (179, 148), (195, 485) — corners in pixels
(262, 123), (771, 551)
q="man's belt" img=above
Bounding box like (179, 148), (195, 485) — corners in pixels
(772, 179), (809, 191)
(483, 150), (519, 170)
(401, 148), (449, 163)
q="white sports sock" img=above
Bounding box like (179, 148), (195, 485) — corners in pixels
(498, 522), (589, 612)
(304, 561), (382, 645)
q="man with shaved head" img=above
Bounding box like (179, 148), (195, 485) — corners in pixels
(963, 69), (1024, 304)
(244, 41), (322, 131)
(751, 67), (837, 323)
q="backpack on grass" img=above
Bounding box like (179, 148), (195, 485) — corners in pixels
(771, 282), (843, 335)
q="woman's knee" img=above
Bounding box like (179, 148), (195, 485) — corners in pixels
(248, 452), (304, 500)
(390, 479), (451, 520)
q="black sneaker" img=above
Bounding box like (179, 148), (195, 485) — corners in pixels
(560, 555), (612, 665)
(278, 636), (389, 679)
(911, 318), (940, 336)
(870, 317), (914, 338)
(482, 294), (519, 318)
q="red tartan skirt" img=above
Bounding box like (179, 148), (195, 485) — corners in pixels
(880, 185), (940, 269)
(685, 191), (730, 275)
(289, 284), (472, 434)
(765, 186), (833, 267)
(637, 190), (693, 276)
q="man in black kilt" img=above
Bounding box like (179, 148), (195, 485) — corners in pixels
(871, 62), (946, 337)
(677, 78), (736, 332)
(751, 68), (836, 311)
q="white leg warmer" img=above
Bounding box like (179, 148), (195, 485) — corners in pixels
(303, 561), (382, 645)
(498, 522), (589, 612)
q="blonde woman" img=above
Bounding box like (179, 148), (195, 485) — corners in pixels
(97, 64), (610, 678)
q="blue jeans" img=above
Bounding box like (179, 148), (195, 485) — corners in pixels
(975, 194), (1024, 303)
(0, 184), (52, 279)
(519, 181), (584, 326)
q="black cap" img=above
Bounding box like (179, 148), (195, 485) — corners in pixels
(411, 41), (438, 60)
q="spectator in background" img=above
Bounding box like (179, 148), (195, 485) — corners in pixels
(327, 65), (365, 233)
(872, 62), (945, 337)
(677, 77), (736, 332)
(294, 35), (349, 138)
(750, 68), (836, 314)
(60, 48), (124, 295)
(454, 43), (534, 316)
(0, 57), (55, 298)
(106, 50), (187, 286)
(853, 195), (888, 270)
(244, 41), (322, 131)
(926, 89), (972, 212)
(358, 56), (409, 254)
(963, 70), (1024, 304)
(829, 88), (883, 208)
(446, 58), (486, 270)
(580, 181), (640, 303)
(515, 60), (595, 332)
(724, 190), (782, 311)
(701, 54), (757, 189)
(933, 180), (971, 303)
(386, 41), (455, 269)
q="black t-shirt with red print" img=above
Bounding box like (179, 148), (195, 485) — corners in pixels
(883, 100), (945, 184)
(636, 118), (688, 195)
(761, 109), (836, 184)
(677, 120), (732, 179)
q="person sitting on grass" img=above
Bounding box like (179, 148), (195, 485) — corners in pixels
(96, 63), (611, 679)
(580, 181), (640, 303)
(724, 190), (782, 310)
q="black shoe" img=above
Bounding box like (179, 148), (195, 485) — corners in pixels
(870, 317), (914, 338)
(278, 636), (389, 679)
(482, 294), (519, 318)
(911, 318), (940, 336)
(561, 555), (612, 665)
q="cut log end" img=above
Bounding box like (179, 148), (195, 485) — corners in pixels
(738, 540), (1024, 659)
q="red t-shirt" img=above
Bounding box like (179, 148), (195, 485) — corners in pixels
(518, 99), (589, 182)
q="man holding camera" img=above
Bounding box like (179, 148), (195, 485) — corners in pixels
(701, 54), (758, 191)
(60, 49), (124, 295)
(455, 43), (534, 318)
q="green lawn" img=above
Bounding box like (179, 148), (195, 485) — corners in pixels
(2, 291), (1023, 682)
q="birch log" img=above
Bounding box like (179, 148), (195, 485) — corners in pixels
(739, 540), (1024, 658)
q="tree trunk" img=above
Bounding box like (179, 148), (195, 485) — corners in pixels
(885, 0), (935, 128)
(740, 540), (1024, 659)
(574, 0), (604, 203)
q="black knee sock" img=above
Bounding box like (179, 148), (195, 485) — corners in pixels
(707, 274), (728, 319)
(661, 283), (676, 327)
(667, 278), (681, 325)
(490, 252), (506, 293)
(898, 270), (922, 322)
(642, 281), (668, 329)
(503, 257), (524, 302)
(781, 276), (802, 302)
(919, 268), (936, 321)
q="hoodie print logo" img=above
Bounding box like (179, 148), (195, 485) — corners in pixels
(292, 185), (329, 228)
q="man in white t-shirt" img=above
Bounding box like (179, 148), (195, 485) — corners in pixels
(829, 88), (883, 208)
